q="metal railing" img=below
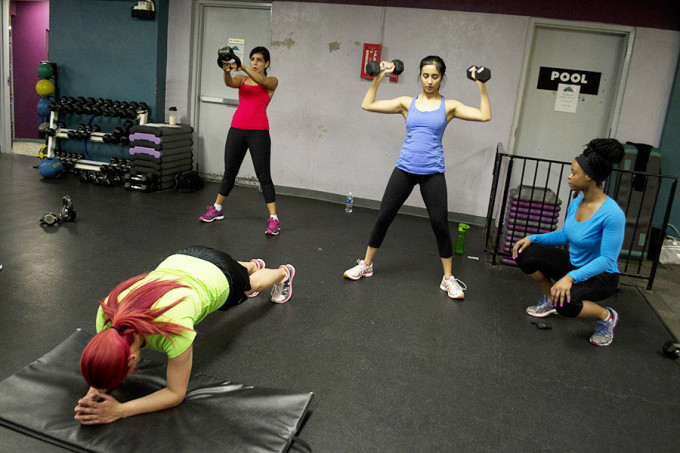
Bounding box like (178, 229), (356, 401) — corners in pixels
(485, 143), (678, 291)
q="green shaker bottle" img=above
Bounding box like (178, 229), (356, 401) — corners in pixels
(455, 224), (470, 255)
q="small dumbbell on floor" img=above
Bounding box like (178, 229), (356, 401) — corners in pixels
(662, 341), (680, 359)
(466, 65), (491, 83)
(365, 59), (405, 77)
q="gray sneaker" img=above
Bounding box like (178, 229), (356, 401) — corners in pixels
(526, 295), (556, 318)
(590, 307), (619, 346)
(271, 264), (295, 304)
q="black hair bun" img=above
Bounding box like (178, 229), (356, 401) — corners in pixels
(585, 138), (624, 165)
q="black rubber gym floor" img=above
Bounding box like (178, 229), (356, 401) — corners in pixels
(1, 153), (679, 452)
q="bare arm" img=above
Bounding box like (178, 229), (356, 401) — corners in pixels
(361, 63), (410, 117)
(74, 345), (193, 424)
(446, 80), (491, 122)
(239, 65), (278, 92)
(223, 62), (246, 89)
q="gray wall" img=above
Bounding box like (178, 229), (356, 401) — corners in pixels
(165, 1), (680, 220)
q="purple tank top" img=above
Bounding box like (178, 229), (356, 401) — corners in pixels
(395, 96), (447, 174)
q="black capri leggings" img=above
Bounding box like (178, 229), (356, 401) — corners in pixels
(218, 127), (276, 204)
(369, 168), (453, 258)
(175, 246), (251, 311)
(515, 243), (619, 317)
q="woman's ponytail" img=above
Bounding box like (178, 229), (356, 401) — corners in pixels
(80, 276), (193, 390)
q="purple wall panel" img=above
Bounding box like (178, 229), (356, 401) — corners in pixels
(11, 1), (49, 139)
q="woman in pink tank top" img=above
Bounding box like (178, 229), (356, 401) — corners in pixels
(199, 47), (282, 236)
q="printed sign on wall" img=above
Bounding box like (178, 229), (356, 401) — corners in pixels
(537, 67), (601, 95)
(554, 83), (581, 113)
(228, 38), (245, 64)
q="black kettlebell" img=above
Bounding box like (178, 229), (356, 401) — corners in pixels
(217, 46), (241, 70)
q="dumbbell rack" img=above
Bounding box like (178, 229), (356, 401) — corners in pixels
(45, 100), (148, 176)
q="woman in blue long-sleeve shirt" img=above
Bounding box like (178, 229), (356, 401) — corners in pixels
(512, 138), (625, 346)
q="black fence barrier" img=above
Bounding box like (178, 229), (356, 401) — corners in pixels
(485, 143), (678, 291)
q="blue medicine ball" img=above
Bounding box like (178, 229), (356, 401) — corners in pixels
(37, 98), (51, 116)
(39, 157), (63, 178)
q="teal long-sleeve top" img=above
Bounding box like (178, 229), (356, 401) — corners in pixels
(527, 195), (625, 283)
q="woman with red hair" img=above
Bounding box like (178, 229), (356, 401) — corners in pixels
(74, 246), (295, 424)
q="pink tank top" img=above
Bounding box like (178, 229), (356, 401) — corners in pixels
(230, 82), (271, 130)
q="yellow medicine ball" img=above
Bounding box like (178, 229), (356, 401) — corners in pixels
(35, 79), (55, 97)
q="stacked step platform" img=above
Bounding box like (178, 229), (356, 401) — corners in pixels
(125, 123), (194, 192)
(501, 185), (562, 267)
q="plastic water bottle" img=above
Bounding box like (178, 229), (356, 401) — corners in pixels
(345, 192), (353, 213)
(455, 223), (470, 254)
(168, 106), (177, 126)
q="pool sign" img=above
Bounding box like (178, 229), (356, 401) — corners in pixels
(537, 66), (601, 95)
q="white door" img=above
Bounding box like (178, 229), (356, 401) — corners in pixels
(509, 19), (634, 162)
(1, 0), (12, 154)
(191, 1), (271, 180)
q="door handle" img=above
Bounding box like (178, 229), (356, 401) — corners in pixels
(200, 96), (238, 106)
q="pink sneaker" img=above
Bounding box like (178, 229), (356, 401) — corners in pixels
(265, 218), (280, 235)
(199, 206), (224, 223)
(248, 259), (265, 298)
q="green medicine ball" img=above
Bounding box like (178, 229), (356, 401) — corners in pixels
(37, 63), (54, 78)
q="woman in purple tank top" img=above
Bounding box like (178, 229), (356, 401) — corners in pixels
(344, 56), (491, 300)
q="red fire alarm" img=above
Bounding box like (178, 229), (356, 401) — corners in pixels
(360, 43), (382, 79)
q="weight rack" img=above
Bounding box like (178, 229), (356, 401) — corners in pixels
(45, 100), (148, 175)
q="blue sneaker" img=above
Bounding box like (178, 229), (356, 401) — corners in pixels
(526, 295), (556, 318)
(590, 307), (619, 346)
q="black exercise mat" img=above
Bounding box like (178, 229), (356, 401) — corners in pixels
(130, 123), (194, 136)
(131, 163), (193, 177)
(130, 152), (193, 164)
(509, 185), (562, 205)
(129, 131), (193, 144)
(128, 139), (193, 150)
(129, 145), (193, 159)
(131, 158), (193, 171)
(0, 330), (313, 453)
